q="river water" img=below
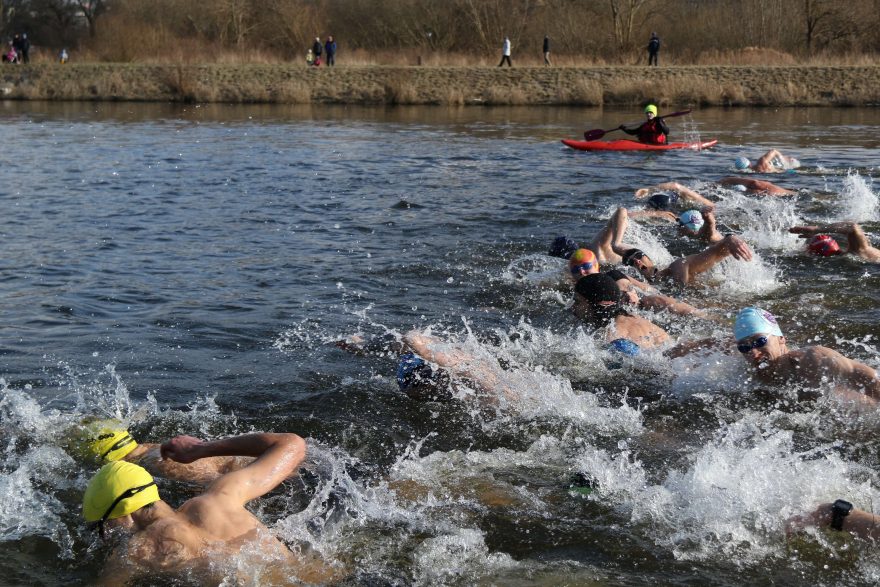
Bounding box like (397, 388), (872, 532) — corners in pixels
(1, 102), (879, 586)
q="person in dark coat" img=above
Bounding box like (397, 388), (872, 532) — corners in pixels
(647, 32), (660, 66)
(543, 35), (551, 66)
(324, 36), (336, 66)
(312, 37), (323, 64)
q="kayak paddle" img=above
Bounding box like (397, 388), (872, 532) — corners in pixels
(583, 109), (692, 141)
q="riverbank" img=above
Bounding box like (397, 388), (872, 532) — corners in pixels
(2, 64), (879, 106)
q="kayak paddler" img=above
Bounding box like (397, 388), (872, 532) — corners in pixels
(619, 104), (669, 145)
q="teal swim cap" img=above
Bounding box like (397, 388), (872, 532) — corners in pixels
(733, 307), (783, 342)
(734, 157), (750, 170)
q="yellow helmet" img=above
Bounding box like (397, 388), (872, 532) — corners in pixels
(644, 104), (658, 116)
(82, 461), (160, 522)
(68, 418), (139, 463)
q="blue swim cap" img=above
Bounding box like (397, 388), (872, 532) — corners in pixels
(678, 210), (704, 232)
(609, 338), (640, 356)
(734, 157), (750, 170)
(733, 307), (783, 342)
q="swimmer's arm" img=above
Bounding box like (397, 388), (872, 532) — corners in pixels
(162, 433), (306, 505)
(94, 548), (140, 587)
(756, 149), (783, 169)
(805, 347), (880, 400)
(639, 294), (707, 318)
(787, 503), (880, 540)
(403, 332), (472, 368)
(629, 209), (677, 222)
(663, 337), (724, 358)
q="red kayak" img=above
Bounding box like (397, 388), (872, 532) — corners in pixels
(562, 139), (718, 152)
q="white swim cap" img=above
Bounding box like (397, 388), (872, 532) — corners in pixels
(734, 157), (750, 170)
(731, 183), (748, 192)
(678, 210), (704, 232)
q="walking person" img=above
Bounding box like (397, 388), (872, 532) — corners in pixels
(647, 32), (660, 66)
(543, 35), (551, 66)
(324, 35), (337, 66)
(498, 36), (512, 67)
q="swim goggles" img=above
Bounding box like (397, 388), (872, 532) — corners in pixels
(737, 336), (768, 354)
(570, 262), (594, 275)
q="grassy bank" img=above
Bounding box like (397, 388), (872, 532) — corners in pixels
(2, 64), (879, 106)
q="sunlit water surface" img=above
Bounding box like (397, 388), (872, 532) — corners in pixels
(1, 102), (879, 586)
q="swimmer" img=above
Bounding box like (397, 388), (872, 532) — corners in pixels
(732, 307), (880, 402)
(616, 233), (753, 287)
(634, 182), (715, 210)
(67, 419), (252, 486)
(567, 247), (706, 316)
(336, 331), (518, 406)
(718, 176), (796, 196)
(628, 206), (723, 244)
(733, 149), (801, 173)
(787, 500), (880, 540)
(572, 273), (669, 349)
(82, 432), (340, 585)
(548, 236), (579, 259)
(789, 222), (880, 262)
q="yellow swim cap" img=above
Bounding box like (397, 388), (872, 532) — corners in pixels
(644, 104), (658, 115)
(82, 461), (160, 522)
(69, 419), (139, 463)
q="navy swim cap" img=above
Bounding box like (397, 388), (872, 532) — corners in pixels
(549, 236), (578, 259)
(646, 191), (678, 211)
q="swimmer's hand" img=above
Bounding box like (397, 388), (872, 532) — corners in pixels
(724, 234), (753, 261)
(160, 435), (206, 463)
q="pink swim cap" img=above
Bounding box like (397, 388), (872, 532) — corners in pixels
(807, 234), (840, 257)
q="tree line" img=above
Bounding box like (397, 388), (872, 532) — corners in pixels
(3, 0), (878, 63)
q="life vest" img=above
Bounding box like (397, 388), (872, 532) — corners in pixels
(637, 119), (666, 144)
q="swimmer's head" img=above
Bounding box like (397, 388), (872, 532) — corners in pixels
(644, 104), (658, 117)
(574, 273), (625, 326)
(733, 307), (783, 342)
(568, 248), (598, 277)
(806, 234), (841, 257)
(549, 236), (578, 259)
(82, 461), (160, 530)
(731, 183), (748, 193)
(734, 156), (751, 170)
(678, 210), (704, 233)
(646, 191), (677, 211)
(396, 352), (451, 401)
(621, 248), (656, 279)
(67, 418), (139, 464)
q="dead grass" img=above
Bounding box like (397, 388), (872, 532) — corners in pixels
(2, 63), (879, 106)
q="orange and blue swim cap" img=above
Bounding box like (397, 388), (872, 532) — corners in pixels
(568, 248), (598, 275)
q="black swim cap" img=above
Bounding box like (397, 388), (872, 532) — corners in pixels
(574, 273), (623, 306)
(621, 249), (646, 267)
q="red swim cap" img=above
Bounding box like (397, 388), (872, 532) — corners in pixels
(807, 234), (840, 257)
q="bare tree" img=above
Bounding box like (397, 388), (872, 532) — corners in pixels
(74, 0), (107, 37)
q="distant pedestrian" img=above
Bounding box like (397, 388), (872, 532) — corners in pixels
(306, 48), (314, 66)
(59, 48), (69, 64)
(312, 37), (323, 63)
(498, 36), (512, 67)
(324, 36), (336, 66)
(647, 32), (660, 66)
(543, 35), (551, 66)
(19, 33), (29, 63)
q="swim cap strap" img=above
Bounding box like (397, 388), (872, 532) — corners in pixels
(99, 481), (156, 524)
(100, 433), (136, 461)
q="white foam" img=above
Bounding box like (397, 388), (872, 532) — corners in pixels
(831, 171), (878, 222)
